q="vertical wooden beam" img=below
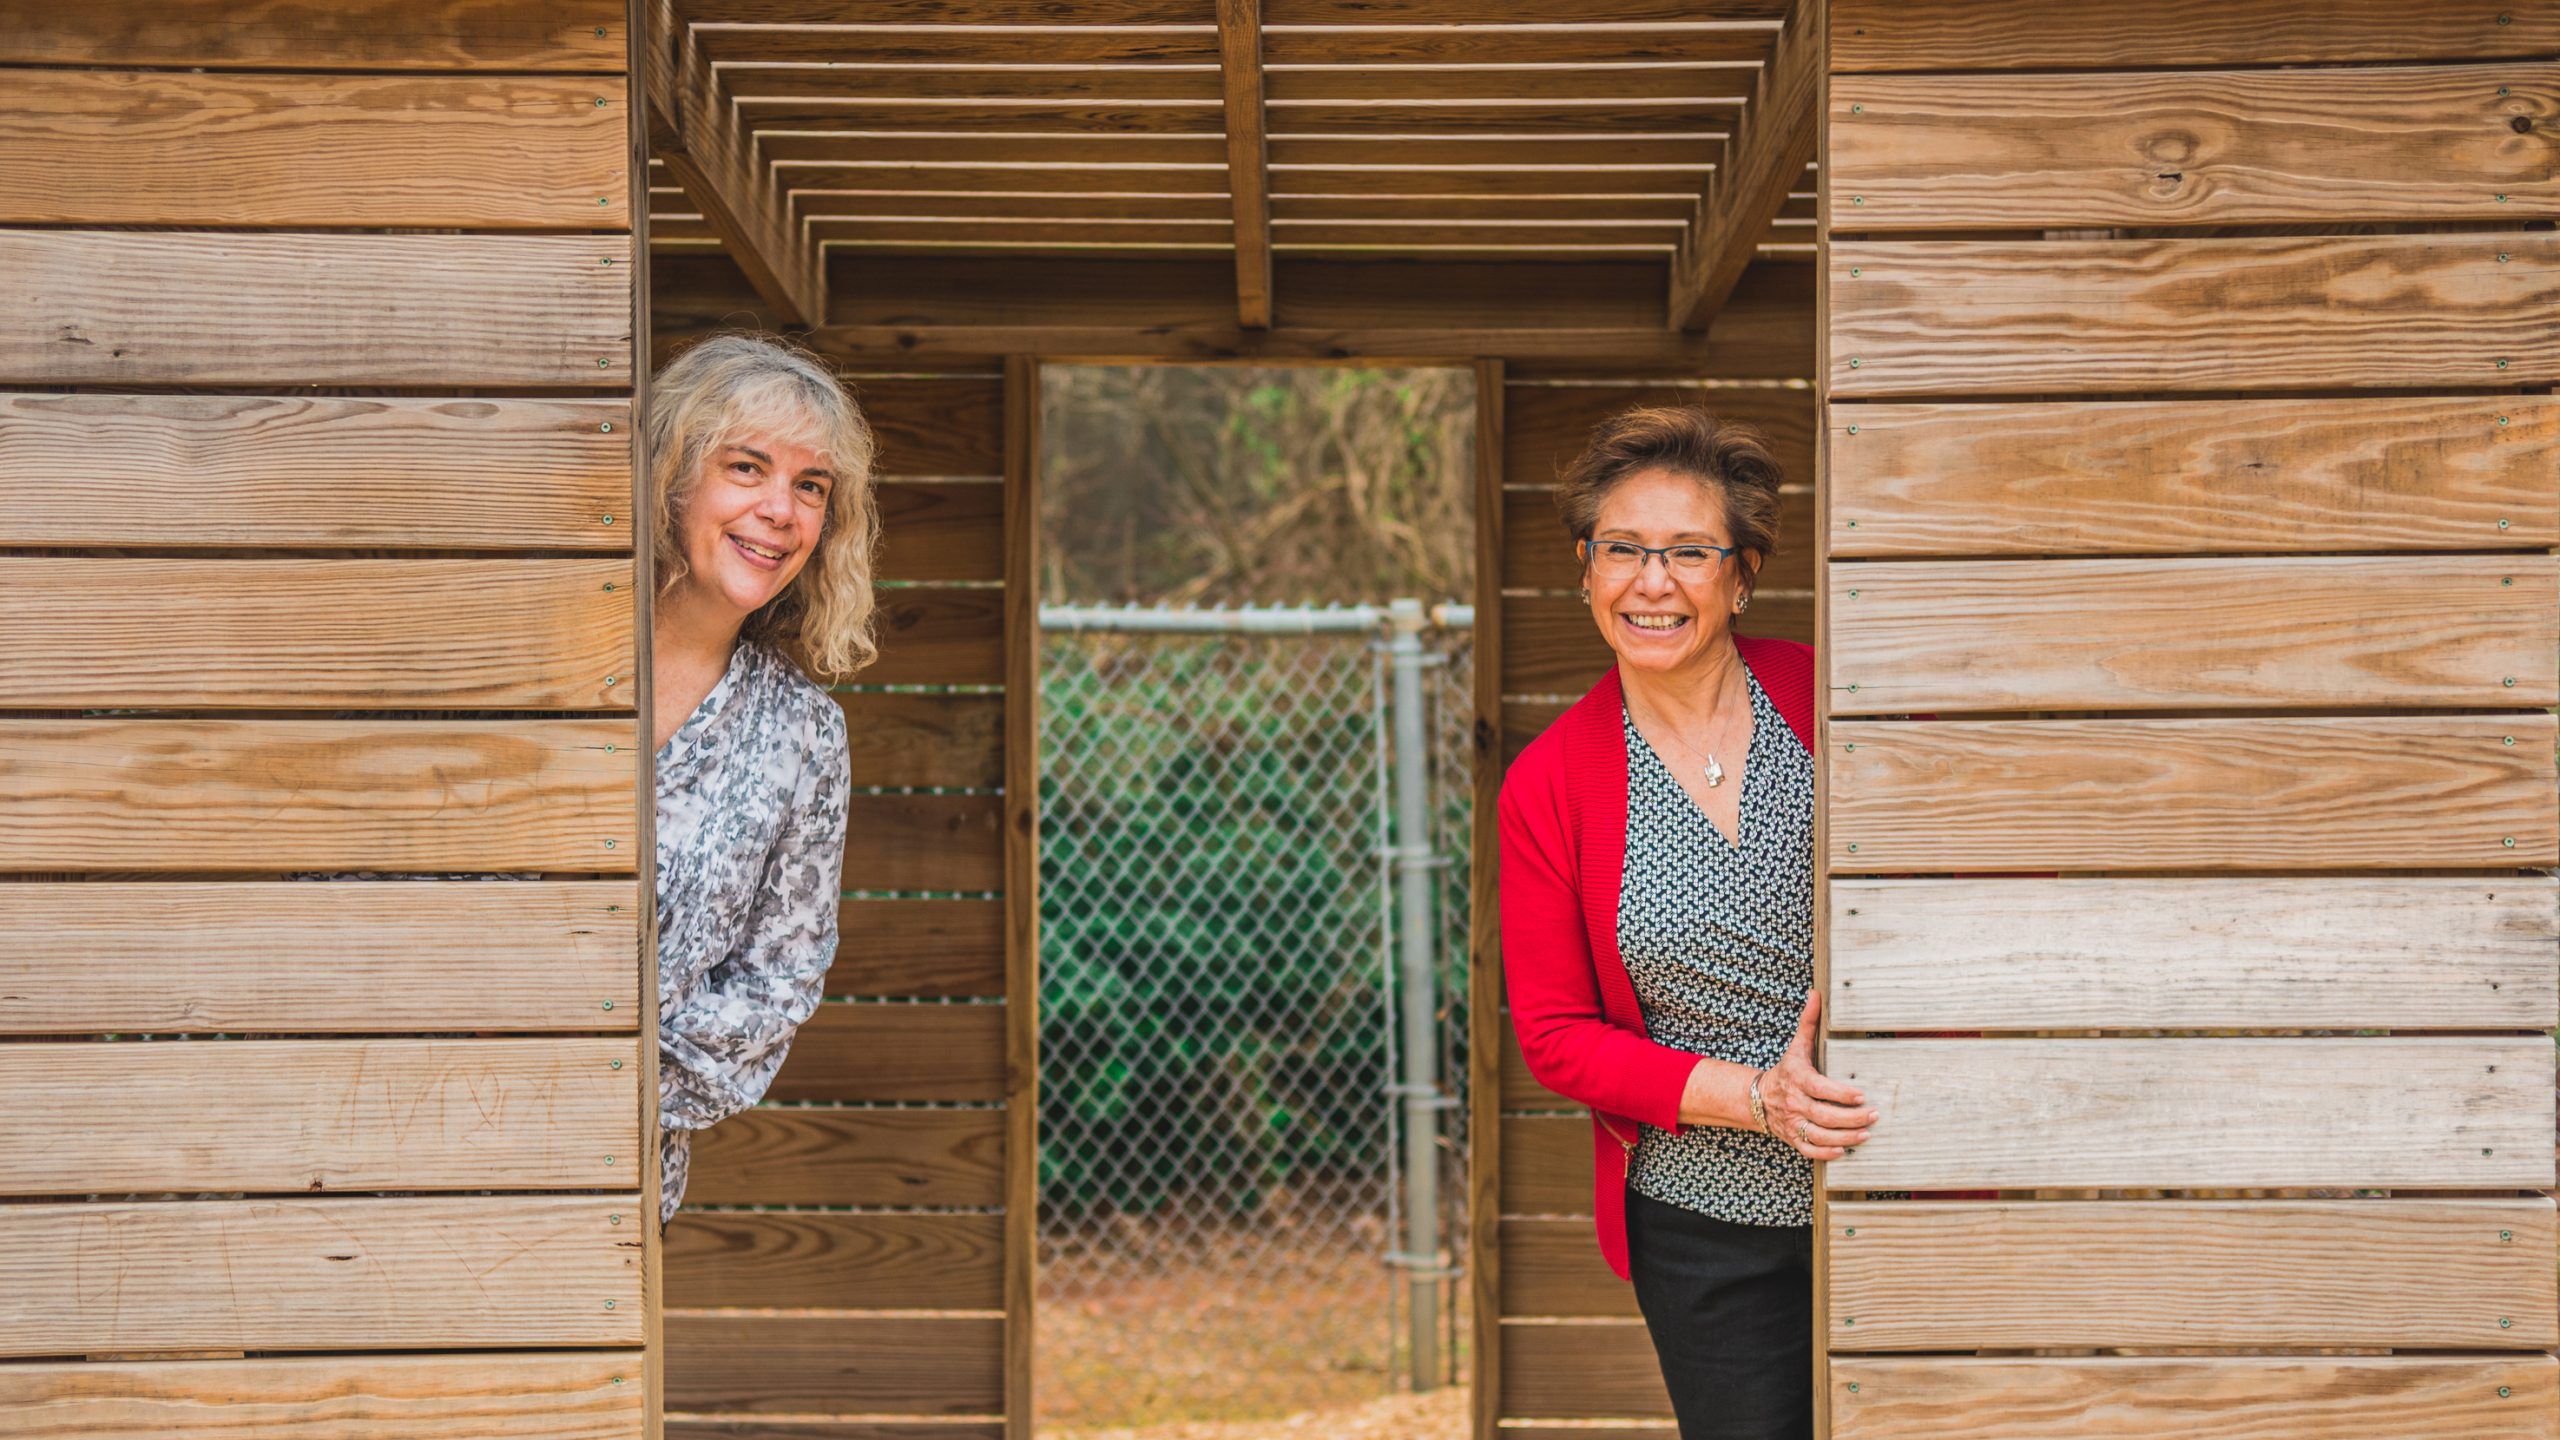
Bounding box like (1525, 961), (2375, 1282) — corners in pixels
(1215, 0), (1273, 329)
(1668, 0), (1822, 331)
(1000, 354), (1044, 1440)
(1465, 358), (1505, 1440)
(626, 10), (664, 1439)
(1805, 6), (1832, 1436)
(644, 0), (821, 328)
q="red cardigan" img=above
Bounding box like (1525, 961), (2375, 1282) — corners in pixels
(1496, 637), (1816, 1280)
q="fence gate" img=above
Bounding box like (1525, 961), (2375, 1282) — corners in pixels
(1036, 604), (1475, 1426)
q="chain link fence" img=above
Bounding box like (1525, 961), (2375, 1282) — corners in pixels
(1037, 606), (1474, 1430)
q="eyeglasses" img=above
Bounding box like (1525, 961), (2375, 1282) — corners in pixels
(1578, 537), (1740, 578)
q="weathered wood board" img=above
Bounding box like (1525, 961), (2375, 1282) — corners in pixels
(766, 1003), (1009, 1103)
(664, 1211), (1004, 1310)
(679, 1107), (1006, 1208)
(662, 1315), (1004, 1414)
(0, 1352), (644, 1440)
(1823, 1037), (2556, 1192)
(1829, 876), (2559, 1032)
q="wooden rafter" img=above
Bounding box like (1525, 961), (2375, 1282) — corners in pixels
(645, 0), (823, 327)
(1215, 0), (1273, 328)
(1666, 0), (1820, 330)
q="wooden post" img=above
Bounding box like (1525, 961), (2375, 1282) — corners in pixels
(1001, 354), (1045, 1440)
(1466, 358), (1506, 1440)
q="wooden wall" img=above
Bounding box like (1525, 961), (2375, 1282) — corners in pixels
(1820, 3), (2560, 1438)
(0, 1), (654, 1436)
(661, 363), (1036, 1440)
(1470, 276), (1820, 1438)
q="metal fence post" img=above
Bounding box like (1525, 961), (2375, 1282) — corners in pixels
(1385, 598), (1443, 1390)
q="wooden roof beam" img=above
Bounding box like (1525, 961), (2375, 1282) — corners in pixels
(1217, 0), (1274, 328)
(646, 0), (823, 327)
(1666, 0), (1819, 330)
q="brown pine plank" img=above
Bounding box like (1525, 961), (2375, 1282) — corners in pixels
(1504, 384), (1816, 492)
(1832, 876), (2560, 1033)
(767, 1003), (1008, 1103)
(1824, 1037), (2555, 1192)
(1830, 0), (2559, 70)
(830, 898), (1007, 998)
(0, 880), (639, 1034)
(664, 1211), (1003, 1310)
(876, 481), (1005, 581)
(1504, 485), (1818, 593)
(680, 1107), (1005, 1208)
(836, 691), (1005, 790)
(1828, 554), (2558, 714)
(1829, 65), (2560, 230)
(0, 0), (626, 69)
(1826, 396), (2560, 557)
(0, 393), (630, 550)
(662, 1314), (1003, 1414)
(0, 719), (635, 874)
(1499, 1320), (1671, 1420)
(1499, 1114), (1598, 1218)
(0, 231), (632, 389)
(648, 0), (819, 327)
(0, 1197), (642, 1356)
(0, 1352), (644, 1440)
(0, 558), (634, 710)
(0, 1038), (635, 1196)
(1831, 1356), (2559, 1440)
(866, 588), (1007, 686)
(1830, 1197), (2557, 1351)
(1827, 715), (2559, 873)
(854, 376), (1007, 477)
(1828, 234), (2560, 397)
(0, 71), (629, 229)
(843, 792), (1005, 893)
(1501, 1217), (1639, 1318)
(667, 1425), (1002, 1440)
(1502, 592), (1817, 695)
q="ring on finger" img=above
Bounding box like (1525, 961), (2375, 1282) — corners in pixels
(1795, 1120), (1809, 1145)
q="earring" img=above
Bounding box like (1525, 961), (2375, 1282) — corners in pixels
(1736, 593), (1751, 613)
(1579, 586), (1590, 605)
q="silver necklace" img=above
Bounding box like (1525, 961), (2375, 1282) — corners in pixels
(1634, 682), (1749, 788)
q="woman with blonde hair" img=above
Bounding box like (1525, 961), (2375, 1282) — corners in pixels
(646, 333), (879, 1222)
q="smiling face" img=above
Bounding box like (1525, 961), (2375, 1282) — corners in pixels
(1584, 466), (1755, 679)
(672, 430), (835, 625)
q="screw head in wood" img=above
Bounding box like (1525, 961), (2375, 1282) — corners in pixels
(2497, 194), (2510, 203)
(605, 838), (618, 849)
(596, 26), (609, 36)
(2499, 253), (2511, 262)
(1846, 424), (1858, 434)
(1844, 1316), (1855, 1325)
(2506, 736), (2518, 746)
(595, 97), (608, 107)
(611, 1214), (623, 1224)
(2502, 1386), (2514, 1398)
(1847, 842), (1859, 853)
(2504, 677), (2517, 687)
(603, 514), (615, 525)
(2501, 1316), (2513, 1328)
(2504, 576), (2514, 584)
(1850, 268), (1861, 277)
(1844, 1227), (1856, 1236)
(602, 1000), (615, 1010)
(2502, 1229), (2514, 1240)
(610, 1059), (623, 1070)
(605, 1300), (616, 1310)
(605, 1155), (615, 1164)
(598, 356), (611, 366)
(1851, 104), (1863, 114)
(2497, 359), (2510, 369)
(1851, 195), (1864, 205)
(1848, 358), (1861, 368)
(2503, 837), (2517, 847)
(601, 422), (613, 432)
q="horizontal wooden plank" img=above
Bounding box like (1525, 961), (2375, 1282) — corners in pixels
(1825, 1037), (2556, 1192)
(0, 558), (634, 710)
(0, 393), (630, 550)
(855, 376), (1006, 476)
(1826, 396), (2560, 557)
(1829, 235), (2560, 397)
(1829, 0), (2559, 70)
(0, 1197), (641, 1356)
(1830, 1356), (2560, 1440)
(663, 1314), (1003, 1414)
(1504, 383), (1815, 486)
(0, 0), (625, 69)
(0, 70), (629, 229)
(1828, 554), (2558, 713)
(0, 1038), (634, 1196)
(835, 691), (1004, 790)
(1505, 484), (1817, 593)
(0, 880), (639, 1033)
(1499, 1114), (1597, 1217)
(768, 1003), (1008, 1103)
(1499, 1320), (1670, 1420)
(843, 791), (1004, 893)
(1833, 876), (2560, 1032)
(1827, 715), (2559, 873)
(875, 481), (1004, 581)
(1502, 592), (1818, 695)
(1829, 65), (2560, 230)
(680, 1107), (1004, 1208)
(830, 898), (1006, 998)
(664, 1210), (1003, 1310)
(864, 588), (1007, 686)
(0, 719), (635, 873)
(0, 1352), (643, 1440)
(1501, 1216), (1638, 1318)
(1831, 1197), (2557, 1351)
(0, 231), (632, 389)
(665, 1424), (1001, 1440)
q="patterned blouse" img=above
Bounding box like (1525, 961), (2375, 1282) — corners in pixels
(1617, 668), (1816, 1226)
(655, 637), (851, 1222)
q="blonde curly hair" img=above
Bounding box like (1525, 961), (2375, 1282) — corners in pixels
(647, 334), (880, 683)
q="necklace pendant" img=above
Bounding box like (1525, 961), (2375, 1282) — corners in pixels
(1704, 754), (1725, 788)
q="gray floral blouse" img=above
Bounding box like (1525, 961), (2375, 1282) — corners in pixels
(655, 637), (850, 1222)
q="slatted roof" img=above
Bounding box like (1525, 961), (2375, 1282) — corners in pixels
(645, 0), (1816, 333)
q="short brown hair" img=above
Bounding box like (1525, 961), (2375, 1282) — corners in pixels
(1553, 405), (1785, 594)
